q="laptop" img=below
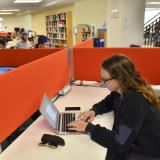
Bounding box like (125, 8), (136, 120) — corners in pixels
(39, 94), (81, 134)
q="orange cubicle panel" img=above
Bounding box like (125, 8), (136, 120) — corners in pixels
(73, 48), (160, 84)
(0, 49), (69, 142)
(0, 48), (61, 66)
(74, 38), (93, 48)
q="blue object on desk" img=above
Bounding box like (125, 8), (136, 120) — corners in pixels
(0, 67), (15, 74)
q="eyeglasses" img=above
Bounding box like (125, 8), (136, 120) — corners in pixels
(101, 77), (115, 83)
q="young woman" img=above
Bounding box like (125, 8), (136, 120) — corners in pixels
(68, 54), (160, 160)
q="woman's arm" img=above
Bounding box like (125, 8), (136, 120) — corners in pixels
(86, 92), (149, 154)
(91, 91), (120, 115)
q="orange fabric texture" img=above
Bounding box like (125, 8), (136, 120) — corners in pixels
(73, 48), (160, 84)
(0, 32), (14, 38)
(0, 49), (69, 142)
(0, 48), (62, 67)
(74, 39), (93, 48)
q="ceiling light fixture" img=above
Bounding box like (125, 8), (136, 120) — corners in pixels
(14, 0), (42, 3)
(42, 0), (63, 7)
(0, 12), (13, 15)
(111, 9), (119, 13)
(147, 2), (160, 5)
(0, 9), (20, 12)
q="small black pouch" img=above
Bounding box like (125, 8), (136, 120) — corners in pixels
(39, 134), (65, 148)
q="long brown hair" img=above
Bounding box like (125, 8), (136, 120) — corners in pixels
(102, 54), (160, 109)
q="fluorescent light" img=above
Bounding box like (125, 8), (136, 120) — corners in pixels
(0, 9), (20, 12)
(111, 9), (119, 13)
(43, 1), (58, 7)
(42, 0), (63, 7)
(147, 2), (160, 5)
(0, 12), (13, 15)
(14, 0), (42, 3)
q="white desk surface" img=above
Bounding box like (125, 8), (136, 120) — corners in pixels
(0, 86), (113, 160)
(151, 85), (160, 90)
(151, 85), (160, 96)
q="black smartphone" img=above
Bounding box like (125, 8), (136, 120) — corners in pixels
(65, 107), (81, 111)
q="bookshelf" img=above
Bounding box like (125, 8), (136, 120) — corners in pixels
(76, 24), (92, 44)
(46, 11), (72, 48)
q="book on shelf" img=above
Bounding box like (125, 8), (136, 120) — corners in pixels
(76, 24), (92, 44)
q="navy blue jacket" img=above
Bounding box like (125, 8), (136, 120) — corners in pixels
(85, 91), (160, 160)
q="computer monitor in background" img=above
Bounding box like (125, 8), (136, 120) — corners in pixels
(0, 67), (15, 74)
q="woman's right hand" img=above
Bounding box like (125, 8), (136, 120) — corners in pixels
(79, 110), (96, 122)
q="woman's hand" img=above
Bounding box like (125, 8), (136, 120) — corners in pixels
(79, 110), (96, 122)
(67, 120), (88, 132)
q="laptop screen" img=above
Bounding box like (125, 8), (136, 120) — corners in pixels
(40, 95), (59, 129)
(45, 104), (58, 128)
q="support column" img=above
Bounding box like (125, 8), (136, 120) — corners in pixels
(106, 0), (145, 47)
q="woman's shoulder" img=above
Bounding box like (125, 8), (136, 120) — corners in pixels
(124, 90), (144, 98)
(120, 91), (149, 116)
(123, 90), (150, 105)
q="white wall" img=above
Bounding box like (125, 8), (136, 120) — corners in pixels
(106, 0), (123, 47)
(106, 0), (145, 47)
(74, 0), (107, 28)
(0, 14), (32, 32)
(121, 0), (145, 47)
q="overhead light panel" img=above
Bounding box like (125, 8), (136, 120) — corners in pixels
(0, 9), (20, 12)
(111, 9), (119, 13)
(42, 0), (63, 7)
(14, 0), (42, 3)
(147, 2), (160, 5)
(0, 12), (13, 15)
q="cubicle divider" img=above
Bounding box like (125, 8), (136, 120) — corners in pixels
(0, 49), (69, 142)
(0, 48), (62, 67)
(73, 48), (160, 84)
(69, 39), (94, 80)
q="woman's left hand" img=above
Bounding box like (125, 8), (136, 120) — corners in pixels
(67, 120), (88, 132)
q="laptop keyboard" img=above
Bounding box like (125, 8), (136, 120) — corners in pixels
(59, 113), (76, 132)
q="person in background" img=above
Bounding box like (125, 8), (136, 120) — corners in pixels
(6, 32), (12, 42)
(15, 32), (31, 48)
(152, 23), (160, 47)
(0, 38), (6, 49)
(35, 35), (50, 48)
(68, 54), (160, 160)
(6, 34), (18, 49)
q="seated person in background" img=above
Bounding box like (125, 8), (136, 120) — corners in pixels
(0, 38), (6, 49)
(6, 32), (12, 42)
(6, 34), (18, 49)
(68, 54), (160, 160)
(15, 32), (31, 49)
(35, 35), (49, 48)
